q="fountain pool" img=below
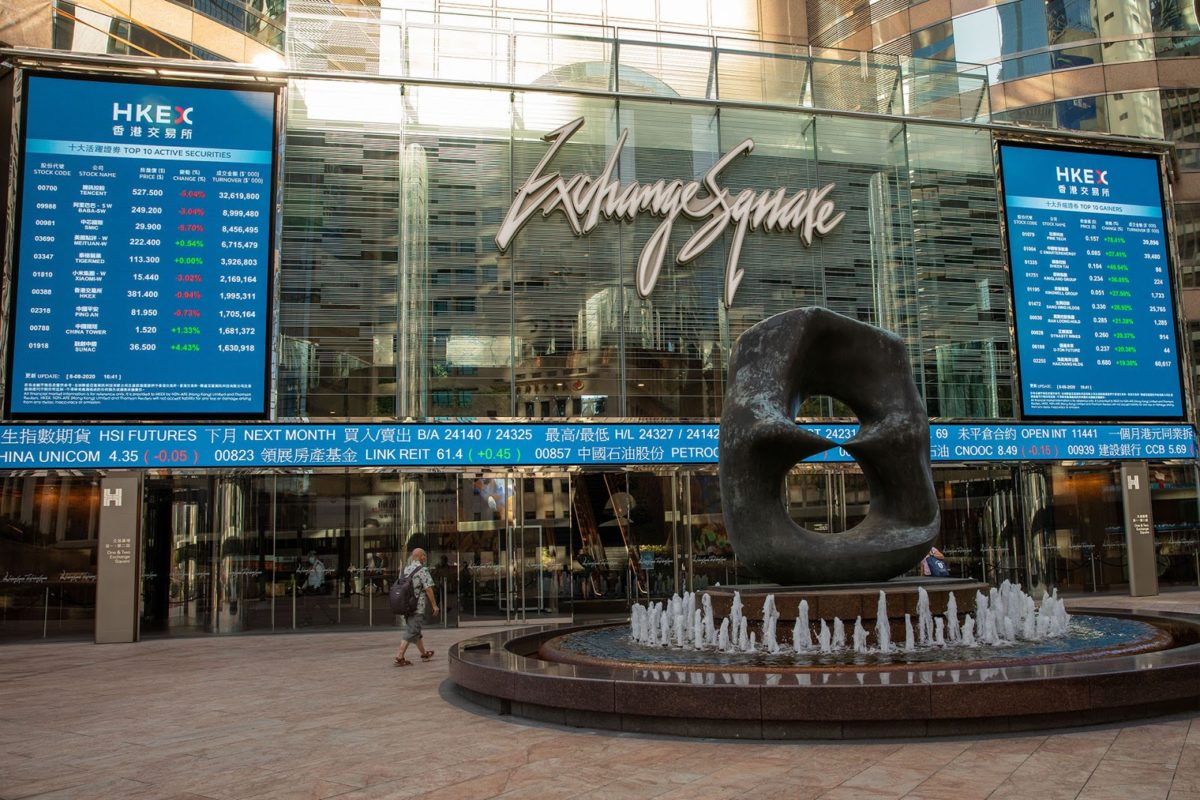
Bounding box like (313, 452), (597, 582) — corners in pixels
(449, 580), (1200, 739)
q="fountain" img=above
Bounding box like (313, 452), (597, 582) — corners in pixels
(541, 579), (1097, 676)
(449, 309), (1200, 738)
(624, 583), (1069, 656)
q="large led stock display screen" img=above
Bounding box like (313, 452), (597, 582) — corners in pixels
(1000, 142), (1184, 420)
(7, 74), (277, 419)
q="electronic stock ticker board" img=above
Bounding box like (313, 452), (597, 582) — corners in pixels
(7, 74), (277, 419)
(1001, 143), (1184, 420)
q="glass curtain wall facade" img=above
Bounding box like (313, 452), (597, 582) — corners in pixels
(280, 85), (1003, 423)
(1, 11), (1197, 639)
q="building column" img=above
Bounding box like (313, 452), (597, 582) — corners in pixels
(95, 472), (141, 643)
(1120, 462), (1158, 598)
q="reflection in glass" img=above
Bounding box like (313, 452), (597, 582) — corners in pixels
(683, 472), (731, 592)
(1052, 43), (1101, 68)
(934, 468), (1024, 586)
(1162, 88), (1200, 144)
(0, 476), (99, 640)
(1056, 95), (1103, 131)
(1108, 90), (1165, 137)
(1149, 464), (1200, 585)
(998, 0), (1050, 55)
(906, 125), (1011, 418)
(280, 80), (404, 418)
(619, 100), (723, 418)
(998, 51), (1053, 80)
(992, 101), (1056, 127)
(512, 93), (621, 418)
(1046, 0), (1098, 46)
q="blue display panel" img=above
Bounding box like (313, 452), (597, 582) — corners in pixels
(7, 75), (277, 418)
(0, 422), (1190, 469)
(1000, 143), (1183, 419)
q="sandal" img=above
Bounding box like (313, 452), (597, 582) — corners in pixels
(420, 650), (435, 661)
(394, 657), (412, 666)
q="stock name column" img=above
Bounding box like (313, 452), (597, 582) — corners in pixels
(10, 76), (276, 418)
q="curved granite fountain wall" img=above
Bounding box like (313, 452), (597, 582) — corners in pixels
(449, 605), (1200, 739)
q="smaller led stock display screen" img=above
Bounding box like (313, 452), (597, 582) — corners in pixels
(1000, 142), (1184, 420)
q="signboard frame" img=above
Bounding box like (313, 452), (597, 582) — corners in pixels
(3, 69), (283, 422)
(996, 138), (1187, 422)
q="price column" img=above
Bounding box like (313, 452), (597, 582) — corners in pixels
(128, 166), (166, 355)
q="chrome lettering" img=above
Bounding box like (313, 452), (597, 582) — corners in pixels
(496, 117), (844, 307)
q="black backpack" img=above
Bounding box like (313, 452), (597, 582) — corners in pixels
(389, 567), (420, 615)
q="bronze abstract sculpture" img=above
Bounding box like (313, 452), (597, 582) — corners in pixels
(718, 308), (940, 584)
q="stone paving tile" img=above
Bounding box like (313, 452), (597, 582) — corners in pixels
(409, 772), (518, 800)
(820, 787), (915, 800)
(1175, 745), (1200, 794)
(902, 768), (1015, 800)
(1003, 748), (1105, 782)
(838, 763), (938, 798)
(880, 741), (972, 769)
(1079, 787), (1171, 800)
(1188, 719), (1200, 747)
(1, 623), (1199, 800)
(1105, 720), (1191, 768)
(564, 777), (683, 800)
(1037, 727), (1120, 758)
(1081, 758), (1176, 797)
(239, 779), (363, 800)
(645, 782), (747, 800)
(0, 775), (94, 800)
(989, 779), (1095, 800)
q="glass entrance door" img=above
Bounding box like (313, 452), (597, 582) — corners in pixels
(680, 470), (733, 592)
(500, 523), (542, 615)
(457, 472), (569, 623)
(456, 474), (507, 621)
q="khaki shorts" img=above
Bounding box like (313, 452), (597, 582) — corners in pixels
(402, 613), (424, 642)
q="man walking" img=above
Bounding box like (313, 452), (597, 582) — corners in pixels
(395, 547), (439, 666)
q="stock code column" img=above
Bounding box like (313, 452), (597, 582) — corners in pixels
(10, 75), (276, 418)
(1001, 144), (1184, 420)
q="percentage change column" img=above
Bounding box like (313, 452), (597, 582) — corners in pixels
(173, 174), (206, 355)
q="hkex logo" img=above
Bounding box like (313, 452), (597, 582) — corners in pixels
(111, 102), (194, 125)
(1055, 165), (1108, 185)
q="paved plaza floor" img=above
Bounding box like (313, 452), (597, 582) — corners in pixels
(1, 593), (1198, 800)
